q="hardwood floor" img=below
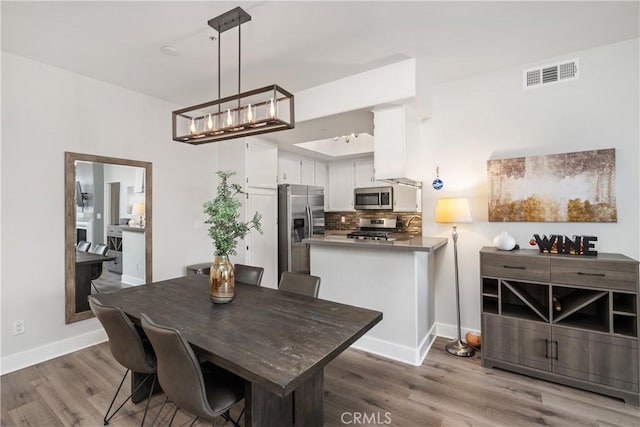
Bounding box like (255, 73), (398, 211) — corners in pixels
(2, 337), (638, 426)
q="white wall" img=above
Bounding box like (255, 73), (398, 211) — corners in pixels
(421, 38), (640, 336)
(1, 52), (218, 372)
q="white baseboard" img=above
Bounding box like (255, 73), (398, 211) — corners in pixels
(1, 328), (107, 375)
(1, 322), (478, 375)
(436, 322), (480, 340)
(121, 274), (145, 286)
(350, 323), (438, 366)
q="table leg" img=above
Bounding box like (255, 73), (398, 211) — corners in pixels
(244, 369), (323, 427)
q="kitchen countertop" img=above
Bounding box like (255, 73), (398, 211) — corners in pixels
(303, 235), (448, 252)
(121, 225), (145, 232)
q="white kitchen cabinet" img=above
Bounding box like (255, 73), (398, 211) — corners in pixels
(355, 158), (375, 187)
(216, 137), (278, 264)
(314, 160), (328, 209)
(244, 187), (278, 288)
(328, 160), (355, 211)
(247, 139), (278, 189)
(355, 158), (387, 188)
(393, 184), (422, 212)
(278, 152), (300, 185)
(121, 229), (145, 285)
(300, 157), (315, 186)
(134, 168), (145, 193)
(373, 105), (421, 186)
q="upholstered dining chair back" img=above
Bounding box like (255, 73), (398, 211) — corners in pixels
(89, 297), (157, 426)
(234, 264), (264, 286)
(278, 272), (321, 298)
(88, 297), (156, 374)
(93, 243), (109, 256)
(141, 314), (244, 421)
(76, 240), (91, 252)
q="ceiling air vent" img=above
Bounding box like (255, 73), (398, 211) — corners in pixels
(523, 58), (578, 89)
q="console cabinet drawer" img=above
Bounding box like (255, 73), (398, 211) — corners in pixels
(481, 252), (550, 282)
(551, 258), (638, 291)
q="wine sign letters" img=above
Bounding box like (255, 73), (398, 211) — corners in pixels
(534, 234), (598, 256)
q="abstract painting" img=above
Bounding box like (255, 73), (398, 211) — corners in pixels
(488, 149), (616, 222)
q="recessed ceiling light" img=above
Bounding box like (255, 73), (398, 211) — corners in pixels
(160, 45), (181, 57)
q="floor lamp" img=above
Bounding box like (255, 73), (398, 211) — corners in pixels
(435, 197), (474, 357)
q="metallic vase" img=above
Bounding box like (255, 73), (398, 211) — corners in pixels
(209, 255), (235, 303)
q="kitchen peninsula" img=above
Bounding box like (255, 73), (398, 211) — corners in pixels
(304, 235), (447, 365)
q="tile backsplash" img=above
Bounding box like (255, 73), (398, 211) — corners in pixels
(325, 211), (422, 234)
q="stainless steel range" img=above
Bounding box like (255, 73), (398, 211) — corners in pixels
(347, 218), (397, 241)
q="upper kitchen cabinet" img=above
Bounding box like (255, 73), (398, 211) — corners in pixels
(218, 138), (278, 190)
(355, 158), (386, 188)
(328, 159), (355, 211)
(247, 139), (278, 189)
(278, 152), (301, 185)
(314, 160), (328, 191)
(300, 157), (315, 186)
(393, 184), (422, 212)
(277, 151), (326, 188)
(373, 105), (421, 187)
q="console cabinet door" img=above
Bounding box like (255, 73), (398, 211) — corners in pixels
(552, 327), (639, 392)
(483, 315), (552, 372)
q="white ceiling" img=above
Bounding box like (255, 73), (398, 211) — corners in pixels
(2, 1), (638, 154)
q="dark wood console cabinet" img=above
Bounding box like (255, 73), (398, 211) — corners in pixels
(480, 247), (639, 406)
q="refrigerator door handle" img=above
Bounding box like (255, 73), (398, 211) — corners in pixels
(308, 204), (314, 238)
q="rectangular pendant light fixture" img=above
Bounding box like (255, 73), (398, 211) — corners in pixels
(172, 7), (294, 145)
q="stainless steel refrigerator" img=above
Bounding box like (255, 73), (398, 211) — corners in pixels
(278, 184), (325, 278)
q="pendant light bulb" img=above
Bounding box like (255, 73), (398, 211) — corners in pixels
(207, 114), (213, 130)
(226, 109), (233, 127)
(247, 104), (253, 122)
(269, 98), (276, 118)
(190, 118), (197, 134)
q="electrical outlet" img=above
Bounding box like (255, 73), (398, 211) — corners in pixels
(13, 320), (25, 335)
(341, 216), (346, 223)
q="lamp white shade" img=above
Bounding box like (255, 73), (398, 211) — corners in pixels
(132, 202), (145, 217)
(435, 198), (472, 224)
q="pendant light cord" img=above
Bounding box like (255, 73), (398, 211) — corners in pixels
(237, 23), (241, 110)
(217, 33), (221, 114)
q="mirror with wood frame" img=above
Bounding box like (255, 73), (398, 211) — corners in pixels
(65, 152), (152, 323)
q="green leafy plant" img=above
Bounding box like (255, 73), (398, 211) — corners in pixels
(203, 171), (262, 256)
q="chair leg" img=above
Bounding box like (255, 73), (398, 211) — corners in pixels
(92, 281), (101, 294)
(104, 369), (153, 425)
(221, 410), (242, 427)
(236, 407), (245, 425)
(167, 406), (179, 427)
(149, 396), (168, 427)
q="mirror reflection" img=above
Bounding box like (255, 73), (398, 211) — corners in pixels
(65, 152), (152, 323)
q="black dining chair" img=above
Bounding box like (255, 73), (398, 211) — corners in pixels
(234, 264), (264, 286)
(140, 313), (244, 427)
(90, 244), (109, 294)
(278, 272), (321, 298)
(88, 297), (157, 426)
(76, 240), (91, 252)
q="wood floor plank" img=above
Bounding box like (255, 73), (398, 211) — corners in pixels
(1, 337), (639, 427)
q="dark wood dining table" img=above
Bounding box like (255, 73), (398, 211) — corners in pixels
(75, 250), (116, 312)
(92, 274), (382, 427)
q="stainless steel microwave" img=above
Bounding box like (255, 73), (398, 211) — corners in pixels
(354, 187), (393, 210)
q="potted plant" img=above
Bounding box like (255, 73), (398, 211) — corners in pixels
(203, 171), (262, 303)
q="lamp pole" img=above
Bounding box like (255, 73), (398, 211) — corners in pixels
(446, 223), (475, 357)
